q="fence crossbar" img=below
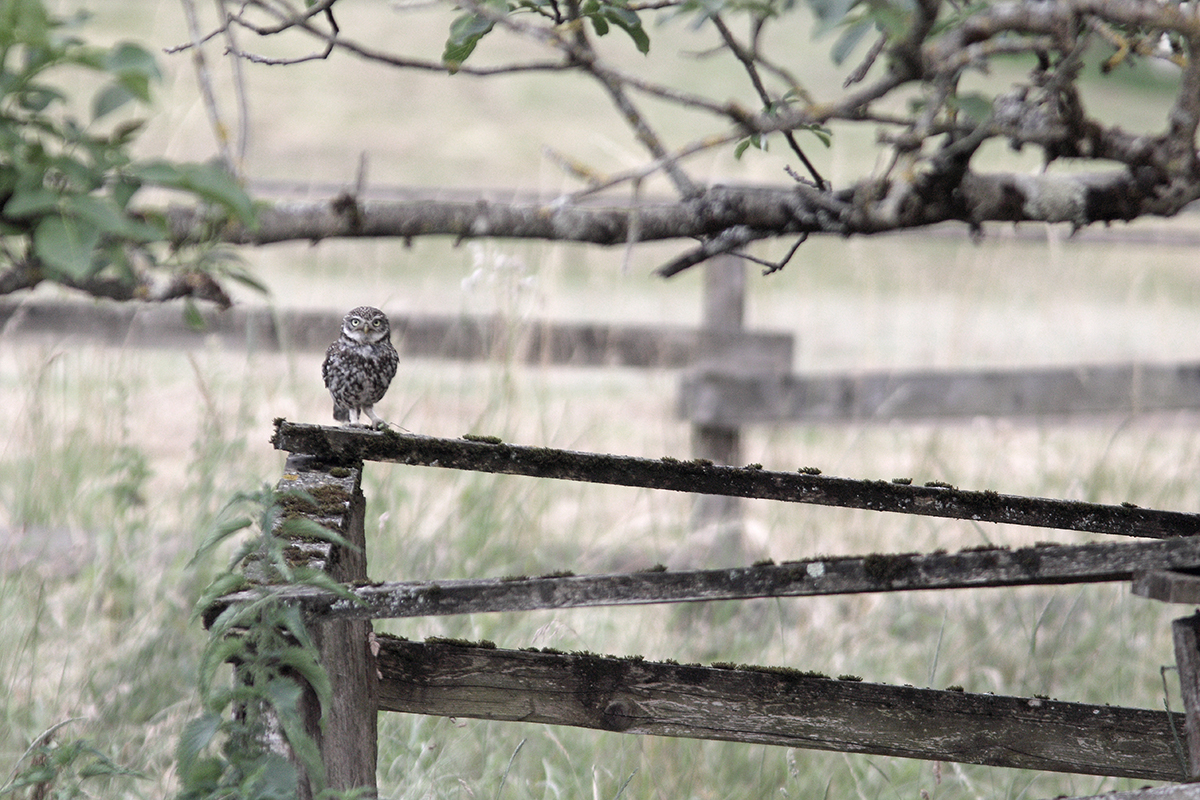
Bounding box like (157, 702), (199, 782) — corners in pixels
(211, 533), (1200, 621)
(374, 637), (1187, 782)
(272, 421), (1200, 539)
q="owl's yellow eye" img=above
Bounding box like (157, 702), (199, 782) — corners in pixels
(350, 319), (361, 327)
(372, 320), (383, 328)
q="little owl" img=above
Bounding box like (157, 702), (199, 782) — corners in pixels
(322, 306), (399, 427)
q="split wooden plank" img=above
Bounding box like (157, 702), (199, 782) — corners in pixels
(271, 421), (1200, 539)
(212, 536), (1200, 621)
(374, 638), (1188, 781)
(1133, 571), (1200, 605)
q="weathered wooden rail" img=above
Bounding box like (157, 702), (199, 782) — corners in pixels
(221, 421), (1200, 797)
(271, 421), (1200, 539)
(374, 637), (1183, 780)
(212, 532), (1200, 621)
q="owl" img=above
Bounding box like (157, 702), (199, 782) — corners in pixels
(322, 306), (399, 427)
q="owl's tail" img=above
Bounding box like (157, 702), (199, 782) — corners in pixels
(333, 404), (350, 422)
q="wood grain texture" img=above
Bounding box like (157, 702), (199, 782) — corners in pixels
(274, 456), (377, 798)
(1172, 613), (1200, 779)
(375, 638), (1188, 781)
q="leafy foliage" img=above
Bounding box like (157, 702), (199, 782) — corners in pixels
(443, 0), (650, 70)
(178, 486), (367, 800)
(0, 722), (145, 798)
(0, 0), (258, 302)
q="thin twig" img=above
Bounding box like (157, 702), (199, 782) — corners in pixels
(711, 13), (825, 188)
(215, 0), (251, 173)
(180, 0), (237, 172)
(744, 232), (807, 276)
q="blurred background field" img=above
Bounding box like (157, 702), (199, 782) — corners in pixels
(4, 0), (1200, 797)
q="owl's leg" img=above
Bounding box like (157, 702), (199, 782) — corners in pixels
(347, 407), (362, 426)
(363, 405), (389, 429)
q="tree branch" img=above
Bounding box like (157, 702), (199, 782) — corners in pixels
(162, 166), (1197, 276)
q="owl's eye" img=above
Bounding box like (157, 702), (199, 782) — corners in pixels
(372, 319), (383, 328)
(350, 319), (362, 328)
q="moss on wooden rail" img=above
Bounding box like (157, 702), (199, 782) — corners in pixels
(212, 534), (1200, 621)
(373, 637), (1187, 781)
(271, 420), (1200, 539)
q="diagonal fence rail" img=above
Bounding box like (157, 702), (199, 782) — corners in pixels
(271, 420), (1200, 539)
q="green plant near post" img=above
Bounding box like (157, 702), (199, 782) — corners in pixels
(177, 486), (369, 800)
(0, 0), (259, 306)
(0, 719), (145, 799)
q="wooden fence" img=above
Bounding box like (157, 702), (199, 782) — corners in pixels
(8, 257), (1200, 534)
(7, 262), (1200, 428)
(218, 419), (1200, 799)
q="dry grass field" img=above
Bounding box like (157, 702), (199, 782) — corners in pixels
(4, 1), (1200, 797)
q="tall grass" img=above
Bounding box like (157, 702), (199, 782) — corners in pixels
(7, 2), (1200, 796)
(4, 233), (1200, 797)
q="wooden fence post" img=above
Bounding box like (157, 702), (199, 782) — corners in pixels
(690, 254), (746, 537)
(273, 454), (378, 797)
(1172, 611), (1200, 779)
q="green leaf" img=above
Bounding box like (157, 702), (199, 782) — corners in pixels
(16, 85), (63, 112)
(92, 82), (136, 120)
(734, 133), (765, 159)
(110, 176), (141, 209)
(62, 194), (149, 239)
(801, 122), (833, 147)
(176, 712), (222, 776)
(94, 43), (158, 114)
(0, 0), (53, 50)
(808, 0), (858, 36)
(277, 516), (355, 548)
(865, 2), (909, 37)
(131, 160), (256, 226)
(192, 514), (254, 560)
(33, 214), (100, 279)
(183, 297), (206, 331)
(248, 752), (302, 800)
(603, 6), (650, 54)
(264, 679), (327, 793)
(443, 12), (495, 70)
(108, 118), (146, 146)
(105, 41), (160, 83)
(217, 261), (270, 295)
(4, 188), (59, 218)
(831, 17), (872, 65)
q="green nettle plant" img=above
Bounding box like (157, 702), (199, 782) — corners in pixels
(0, 721), (145, 798)
(177, 487), (367, 800)
(0, 0), (259, 307)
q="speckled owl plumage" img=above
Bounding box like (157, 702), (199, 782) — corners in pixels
(322, 306), (399, 427)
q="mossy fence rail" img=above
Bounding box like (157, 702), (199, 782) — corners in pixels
(218, 419), (1200, 799)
